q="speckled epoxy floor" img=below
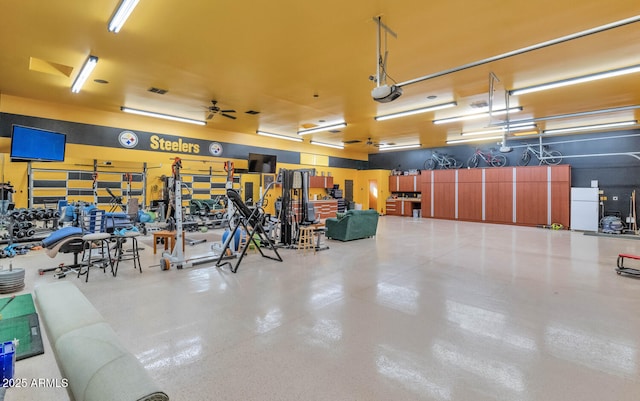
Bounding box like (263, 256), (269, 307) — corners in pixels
(5, 217), (640, 400)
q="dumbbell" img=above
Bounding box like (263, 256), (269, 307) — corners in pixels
(35, 208), (46, 219)
(26, 229), (36, 237)
(9, 210), (24, 221)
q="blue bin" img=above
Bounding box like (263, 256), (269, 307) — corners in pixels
(0, 341), (15, 382)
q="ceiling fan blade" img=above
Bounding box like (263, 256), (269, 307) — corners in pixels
(222, 113), (237, 120)
(207, 113), (214, 120)
(220, 109), (236, 113)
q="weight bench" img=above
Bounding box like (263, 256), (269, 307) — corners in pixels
(616, 253), (640, 276)
(34, 281), (169, 401)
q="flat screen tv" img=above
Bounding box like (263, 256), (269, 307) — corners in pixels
(248, 153), (277, 173)
(10, 125), (66, 162)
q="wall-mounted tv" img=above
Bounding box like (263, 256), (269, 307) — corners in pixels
(248, 152), (277, 174)
(11, 125), (67, 162)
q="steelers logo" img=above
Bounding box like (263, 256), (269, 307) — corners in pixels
(209, 142), (223, 156)
(118, 131), (139, 148)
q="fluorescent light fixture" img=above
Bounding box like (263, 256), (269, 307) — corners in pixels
(375, 101), (457, 121)
(378, 144), (421, 151)
(257, 130), (303, 142)
(542, 120), (637, 135)
(433, 107), (523, 124)
(510, 64), (640, 96)
(297, 122), (347, 135)
(461, 124), (536, 136)
(71, 55), (98, 93)
(446, 135), (503, 144)
(121, 107), (207, 126)
(108, 0), (140, 33)
(512, 131), (542, 137)
(309, 141), (344, 149)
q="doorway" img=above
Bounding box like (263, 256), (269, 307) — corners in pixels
(344, 179), (354, 203)
(368, 179), (378, 211)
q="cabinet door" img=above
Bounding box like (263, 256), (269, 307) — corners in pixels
(398, 176), (415, 192)
(325, 176), (334, 188)
(388, 176), (399, 192)
(402, 201), (412, 216)
(385, 200), (398, 215)
(309, 176), (324, 188)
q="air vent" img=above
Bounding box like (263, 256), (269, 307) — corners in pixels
(148, 87), (168, 94)
(470, 100), (489, 108)
(245, 110), (260, 115)
(343, 140), (362, 144)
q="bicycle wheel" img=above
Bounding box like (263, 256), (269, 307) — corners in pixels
(491, 154), (507, 167)
(467, 155), (479, 168)
(447, 157), (462, 169)
(424, 159), (437, 170)
(518, 151), (531, 166)
(543, 150), (562, 165)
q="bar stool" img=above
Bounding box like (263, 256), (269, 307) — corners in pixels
(112, 228), (142, 276)
(79, 209), (112, 282)
(298, 226), (315, 254)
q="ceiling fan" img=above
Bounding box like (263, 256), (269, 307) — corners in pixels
(206, 100), (236, 120)
(366, 137), (381, 147)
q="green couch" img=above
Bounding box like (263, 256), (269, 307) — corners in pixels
(325, 209), (379, 241)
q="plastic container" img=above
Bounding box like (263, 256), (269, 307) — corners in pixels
(1, 341), (15, 382)
(413, 209), (421, 218)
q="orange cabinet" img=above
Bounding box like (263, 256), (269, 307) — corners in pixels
(389, 176), (400, 192)
(389, 175), (420, 192)
(417, 166), (570, 227)
(385, 199), (399, 215)
(310, 176), (334, 188)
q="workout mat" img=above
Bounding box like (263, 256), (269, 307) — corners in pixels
(0, 294), (37, 320)
(0, 294), (44, 360)
(0, 313), (44, 360)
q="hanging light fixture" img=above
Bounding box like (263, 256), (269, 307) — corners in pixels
(71, 55), (98, 93)
(108, 0), (140, 33)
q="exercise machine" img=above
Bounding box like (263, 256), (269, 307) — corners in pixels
(276, 168), (324, 249)
(215, 183), (283, 273)
(159, 158), (233, 270)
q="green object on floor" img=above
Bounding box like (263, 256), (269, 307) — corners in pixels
(0, 314), (43, 360)
(325, 209), (379, 241)
(0, 294), (44, 361)
(0, 294), (36, 320)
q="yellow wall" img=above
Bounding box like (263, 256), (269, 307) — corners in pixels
(353, 169), (391, 214)
(0, 94), (381, 210)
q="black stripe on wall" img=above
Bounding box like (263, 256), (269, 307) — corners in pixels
(68, 189), (96, 196)
(33, 180), (66, 188)
(33, 196), (65, 205)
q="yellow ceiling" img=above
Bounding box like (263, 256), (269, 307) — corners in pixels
(1, 0), (639, 154)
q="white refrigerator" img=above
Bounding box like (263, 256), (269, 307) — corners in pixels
(570, 187), (599, 232)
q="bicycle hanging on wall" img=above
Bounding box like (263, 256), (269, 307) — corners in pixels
(424, 151), (462, 170)
(518, 144), (563, 166)
(467, 148), (507, 168)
